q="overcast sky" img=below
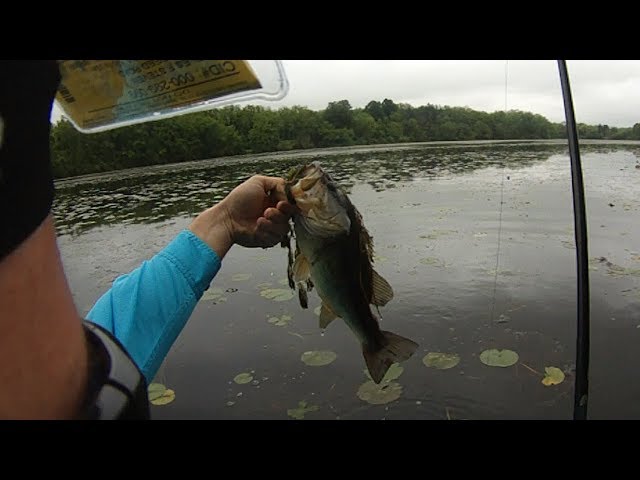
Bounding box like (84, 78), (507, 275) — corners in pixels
(51, 60), (640, 128)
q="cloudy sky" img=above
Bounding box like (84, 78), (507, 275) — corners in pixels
(51, 60), (640, 128)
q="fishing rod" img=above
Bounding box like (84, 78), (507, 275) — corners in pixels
(558, 60), (590, 420)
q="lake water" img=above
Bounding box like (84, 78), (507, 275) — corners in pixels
(54, 140), (640, 419)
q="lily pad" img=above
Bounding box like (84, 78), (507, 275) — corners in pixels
(232, 273), (252, 281)
(278, 278), (291, 286)
(419, 257), (448, 268)
(486, 269), (517, 277)
(201, 287), (227, 303)
(419, 229), (458, 240)
(301, 350), (337, 366)
(151, 389), (175, 406)
(423, 352), (460, 370)
(594, 257), (640, 277)
(260, 288), (295, 302)
(611, 267), (640, 277)
(148, 383), (167, 401)
(287, 400), (320, 420)
(480, 349), (519, 367)
(233, 373), (254, 384)
(268, 314), (292, 327)
(148, 383), (175, 406)
(364, 362), (404, 383)
(357, 381), (403, 405)
(257, 282), (273, 289)
(542, 366), (565, 386)
(419, 257), (443, 267)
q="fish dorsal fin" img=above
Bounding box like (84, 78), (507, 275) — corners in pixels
(292, 253), (311, 283)
(356, 208), (374, 263)
(371, 269), (394, 306)
(319, 302), (338, 329)
(349, 204), (378, 304)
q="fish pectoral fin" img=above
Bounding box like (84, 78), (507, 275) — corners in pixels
(371, 269), (394, 306)
(298, 286), (309, 309)
(319, 302), (338, 329)
(363, 331), (419, 384)
(292, 253), (311, 283)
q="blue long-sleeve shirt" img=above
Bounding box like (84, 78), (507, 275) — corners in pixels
(86, 229), (222, 383)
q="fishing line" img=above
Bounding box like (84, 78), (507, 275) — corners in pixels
(490, 60), (508, 323)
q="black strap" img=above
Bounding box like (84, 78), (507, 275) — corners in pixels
(0, 61), (59, 261)
(81, 321), (150, 420)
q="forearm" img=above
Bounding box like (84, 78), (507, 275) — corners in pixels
(0, 62), (90, 419)
(86, 228), (224, 382)
(0, 216), (88, 419)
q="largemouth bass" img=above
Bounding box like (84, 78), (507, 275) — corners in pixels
(284, 162), (418, 383)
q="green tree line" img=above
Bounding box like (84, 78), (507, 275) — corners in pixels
(50, 98), (640, 178)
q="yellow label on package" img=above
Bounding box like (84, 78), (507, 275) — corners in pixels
(56, 60), (262, 131)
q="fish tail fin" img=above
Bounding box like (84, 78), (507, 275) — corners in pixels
(362, 331), (419, 384)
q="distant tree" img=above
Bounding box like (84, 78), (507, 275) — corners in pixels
(472, 121), (492, 140)
(352, 111), (377, 143)
(324, 100), (353, 129)
(381, 98), (398, 118)
(364, 100), (384, 121)
(49, 97), (629, 178)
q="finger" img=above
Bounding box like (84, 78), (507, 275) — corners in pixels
(254, 225), (284, 248)
(256, 216), (290, 238)
(253, 175), (287, 203)
(275, 201), (298, 217)
(264, 207), (290, 225)
(260, 232), (284, 248)
(256, 216), (274, 230)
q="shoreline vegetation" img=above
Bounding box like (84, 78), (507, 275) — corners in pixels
(51, 99), (640, 179)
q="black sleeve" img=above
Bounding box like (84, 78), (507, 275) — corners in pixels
(0, 61), (61, 261)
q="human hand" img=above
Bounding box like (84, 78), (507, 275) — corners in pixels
(189, 175), (296, 257)
(218, 175), (296, 248)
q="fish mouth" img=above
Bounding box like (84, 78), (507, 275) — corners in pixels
(289, 175), (320, 201)
(286, 162), (351, 237)
(285, 162), (322, 205)
(300, 176), (320, 191)
(285, 162), (324, 206)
